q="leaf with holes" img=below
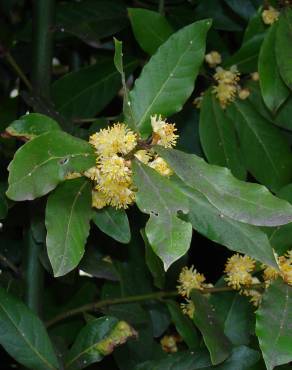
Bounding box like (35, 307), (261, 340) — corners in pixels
(46, 178), (92, 277)
(133, 160), (192, 270)
(6, 131), (95, 201)
(256, 279), (292, 370)
(128, 19), (211, 136)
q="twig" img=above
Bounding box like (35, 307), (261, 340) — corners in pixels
(5, 52), (32, 91)
(0, 253), (20, 276)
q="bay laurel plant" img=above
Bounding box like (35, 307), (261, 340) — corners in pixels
(0, 1), (292, 369)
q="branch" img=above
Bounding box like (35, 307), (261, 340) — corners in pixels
(0, 253), (21, 277)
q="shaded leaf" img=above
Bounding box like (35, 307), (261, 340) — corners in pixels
(157, 147), (292, 228)
(133, 161), (192, 270)
(227, 99), (292, 192)
(52, 56), (137, 120)
(65, 317), (136, 370)
(46, 178), (92, 277)
(5, 113), (61, 140)
(128, 8), (173, 55)
(166, 301), (199, 349)
(191, 290), (232, 365)
(129, 19), (211, 136)
(92, 207), (131, 244)
(0, 287), (59, 370)
(7, 131), (95, 201)
(199, 90), (246, 180)
(256, 279), (292, 370)
(259, 23), (289, 112)
(276, 9), (292, 90)
(0, 182), (8, 220)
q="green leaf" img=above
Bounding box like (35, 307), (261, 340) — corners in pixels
(227, 99), (292, 192)
(5, 113), (61, 140)
(0, 182), (8, 220)
(175, 180), (277, 269)
(133, 161), (192, 270)
(65, 316), (136, 370)
(7, 131), (95, 201)
(256, 279), (292, 370)
(128, 8), (173, 55)
(0, 287), (59, 370)
(56, 0), (128, 44)
(210, 289), (254, 346)
(46, 178), (92, 277)
(129, 19), (211, 136)
(92, 207), (131, 244)
(141, 229), (165, 289)
(259, 23), (289, 112)
(157, 147), (292, 228)
(166, 301), (199, 349)
(191, 290), (232, 365)
(276, 9), (292, 90)
(199, 90), (246, 180)
(52, 56), (137, 120)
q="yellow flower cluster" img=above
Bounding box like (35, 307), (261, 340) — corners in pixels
(86, 116), (178, 209)
(224, 254), (256, 289)
(177, 265), (212, 319)
(213, 66), (241, 108)
(263, 250), (292, 286)
(205, 50), (222, 68)
(262, 6), (280, 25)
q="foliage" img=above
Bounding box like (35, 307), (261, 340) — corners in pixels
(0, 1), (292, 369)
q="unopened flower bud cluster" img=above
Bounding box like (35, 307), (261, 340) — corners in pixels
(86, 115), (178, 209)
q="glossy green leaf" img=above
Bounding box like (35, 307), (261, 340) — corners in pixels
(56, 0), (128, 44)
(276, 9), (292, 90)
(256, 279), (292, 370)
(7, 131), (95, 201)
(128, 8), (173, 55)
(5, 113), (61, 140)
(157, 147), (292, 228)
(175, 179), (277, 270)
(141, 229), (165, 289)
(46, 178), (92, 277)
(227, 99), (292, 192)
(259, 23), (289, 112)
(210, 289), (254, 346)
(129, 19), (211, 136)
(133, 161), (192, 270)
(0, 287), (59, 370)
(199, 90), (246, 180)
(166, 301), (199, 349)
(65, 316), (136, 370)
(191, 290), (232, 365)
(92, 207), (131, 244)
(52, 56), (137, 119)
(0, 182), (8, 220)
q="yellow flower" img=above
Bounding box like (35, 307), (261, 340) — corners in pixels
(64, 172), (82, 180)
(241, 277), (262, 307)
(92, 190), (108, 209)
(205, 51), (222, 68)
(150, 114), (178, 148)
(214, 66), (240, 85)
(212, 83), (237, 108)
(89, 123), (137, 157)
(238, 88), (250, 100)
(98, 155), (131, 183)
(96, 180), (135, 209)
(134, 149), (152, 164)
(262, 6), (279, 25)
(177, 266), (206, 298)
(149, 156), (173, 177)
(224, 254), (255, 290)
(160, 335), (178, 353)
(180, 299), (195, 319)
(251, 72), (259, 81)
(279, 255), (292, 285)
(84, 166), (100, 181)
(262, 264), (279, 284)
